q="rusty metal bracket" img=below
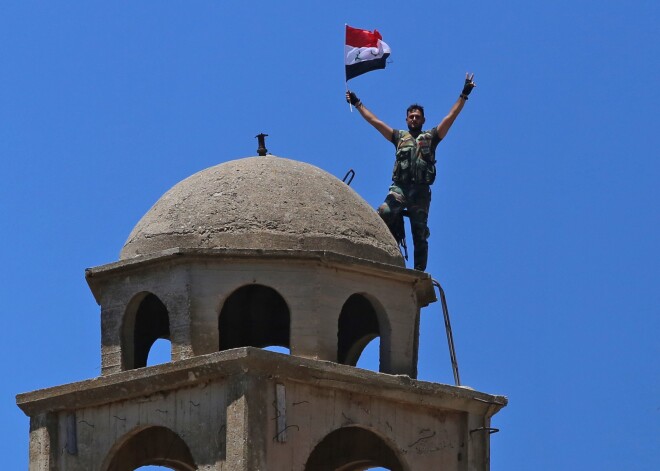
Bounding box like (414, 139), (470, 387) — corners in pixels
(342, 168), (355, 185)
(469, 427), (500, 435)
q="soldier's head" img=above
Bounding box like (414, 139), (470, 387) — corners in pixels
(406, 104), (425, 132)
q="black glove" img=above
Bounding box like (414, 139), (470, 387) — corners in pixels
(461, 77), (475, 98)
(346, 91), (361, 106)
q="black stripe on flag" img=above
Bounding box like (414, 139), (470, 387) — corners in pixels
(345, 53), (390, 80)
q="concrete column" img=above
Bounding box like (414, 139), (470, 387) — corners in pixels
(290, 280), (337, 361)
(100, 302), (124, 375)
(28, 413), (57, 471)
(313, 287), (344, 362)
(189, 290), (220, 356)
(225, 375), (268, 471)
(467, 412), (490, 471)
(163, 288), (193, 362)
(382, 292), (418, 377)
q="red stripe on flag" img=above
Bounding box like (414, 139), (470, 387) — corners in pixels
(345, 25), (382, 48)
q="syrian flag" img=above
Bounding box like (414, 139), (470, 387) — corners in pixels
(345, 25), (391, 81)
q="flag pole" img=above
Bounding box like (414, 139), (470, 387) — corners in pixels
(344, 23), (353, 112)
(346, 81), (353, 113)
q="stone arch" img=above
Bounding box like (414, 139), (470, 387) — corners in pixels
(305, 426), (406, 471)
(337, 293), (389, 368)
(101, 425), (196, 471)
(218, 284), (290, 351)
(122, 292), (170, 370)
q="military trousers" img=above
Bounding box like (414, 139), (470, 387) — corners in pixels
(377, 183), (431, 271)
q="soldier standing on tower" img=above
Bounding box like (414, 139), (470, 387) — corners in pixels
(346, 73), (476, 271)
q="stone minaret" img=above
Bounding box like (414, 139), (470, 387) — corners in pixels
(17, 155), (506, 470)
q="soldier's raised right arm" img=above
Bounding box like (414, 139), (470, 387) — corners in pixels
(346, 91), (394, 142)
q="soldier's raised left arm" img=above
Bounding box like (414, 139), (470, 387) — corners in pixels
(436, 73), (476, 140)
(346, 91), (395, 142)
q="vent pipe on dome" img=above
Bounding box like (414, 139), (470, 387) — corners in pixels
(256, 133), (268, 156)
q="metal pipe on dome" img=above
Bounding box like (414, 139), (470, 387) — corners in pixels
(256, 133), (268, 156)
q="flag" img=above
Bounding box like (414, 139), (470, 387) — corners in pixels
(345, 25), (391, 81)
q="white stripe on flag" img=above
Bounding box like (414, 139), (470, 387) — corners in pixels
(344, 42), (389, 66)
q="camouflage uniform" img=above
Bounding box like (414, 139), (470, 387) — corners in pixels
(378, 128), (441, 271)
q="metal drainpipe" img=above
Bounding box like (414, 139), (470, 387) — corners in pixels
(432, 279), (461, 386)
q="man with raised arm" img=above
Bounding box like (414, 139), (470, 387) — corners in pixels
(346, 73), (476, 271)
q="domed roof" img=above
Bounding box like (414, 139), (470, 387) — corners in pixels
(120, 156), (403, 266)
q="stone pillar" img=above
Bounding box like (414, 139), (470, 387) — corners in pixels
(225, 375), (268, 471)
(100, 302), (124, 375)
(28, 413), (57, 471)
(467, 411), (494, 471)
(162, 286), (193, 362)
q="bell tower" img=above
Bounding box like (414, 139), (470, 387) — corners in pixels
(17, 155), (506, 470)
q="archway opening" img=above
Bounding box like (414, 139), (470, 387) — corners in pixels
(338, 294), (381, 368)
(263, 345), (291, 354)
(219, 284), (290, 351)
(146, 338), (172, 366)
(136, 466), (176, 470)
(122, 293), (170, 370)
(355, 337), (380, 371)
(103, 426), (195, 471)
(305, 426), (403, 471)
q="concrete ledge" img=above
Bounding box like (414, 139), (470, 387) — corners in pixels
(85, 248), (437, 306)
(17, 347), (506, 418)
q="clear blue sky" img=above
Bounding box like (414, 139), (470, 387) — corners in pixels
(2, 1), (658, 470)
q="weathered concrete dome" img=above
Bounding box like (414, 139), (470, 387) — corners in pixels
(120, 156), (403, 266)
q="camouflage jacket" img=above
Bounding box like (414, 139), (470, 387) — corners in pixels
(390, 128), (441, 185)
